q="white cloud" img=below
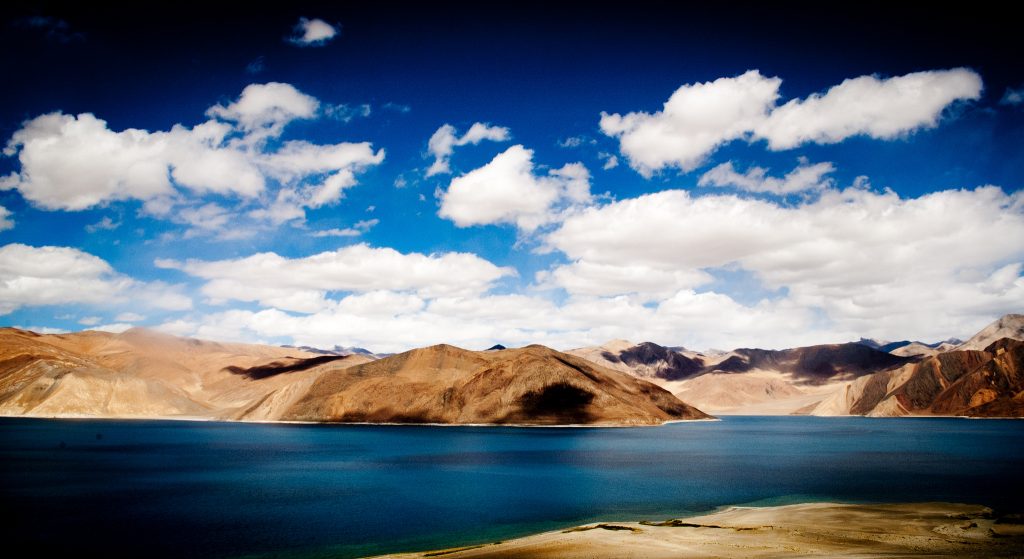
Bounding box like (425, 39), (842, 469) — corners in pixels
(0, 243), (191, 315)
(0, 206), (12, 231)
(425, 122), (510, 177)
(755, 69), (983, 149)
(288, 17), (339, 47)
(149, 179), (1024, 352)
(537, 260), (712, 300)
(1001, 86), (1024, 106)
(599, 153), (619, 170)
(602, 68), (982, 176)
(543, 185), (1024, 343)
(325, 103), (371, 122)
(311, 218), (378, 238)
(438, 145), (591, 232)
(156, 243), (515, 313)
(92, 322), (134, 333)
(78, 316), (101, 326)
(152, 289), (831, 354)
(85, 216), (120, 232)
(115, 312), (145, 322)
(206, 82), (319, 140)
(1, 83), (384, 228)
(698, 159), (835, 194)
(600, 70), (781, 176)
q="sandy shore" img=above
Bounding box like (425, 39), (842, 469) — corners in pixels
(372, 502), (1024, 558)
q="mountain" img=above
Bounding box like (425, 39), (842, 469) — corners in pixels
(0, 327), (373, 420)
(809, 338), (1024, 417)
(281, 344), (709, 425)
(567, 340), (706, 382)
(569, 340), (910, 414)
(855, 338), (911, 352)
(283, 344), (380, 357)
(0, 328), (708, 425)
(889, 341), (960, 358)
(957, 314), (1024, 351)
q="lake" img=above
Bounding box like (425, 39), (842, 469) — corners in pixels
(1, 416), (1023, 558)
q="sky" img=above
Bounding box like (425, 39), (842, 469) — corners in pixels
(1, 3), (1022, 352)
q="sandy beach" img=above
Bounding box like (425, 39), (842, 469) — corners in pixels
(372, 502), (1024, 558)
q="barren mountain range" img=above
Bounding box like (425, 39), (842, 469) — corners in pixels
(568, 314), (1024, 417)
(1, 314), (1021, 423)
(0, 327), (706, 425)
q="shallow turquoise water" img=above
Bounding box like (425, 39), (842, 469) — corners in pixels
(1, 416), (1022, 558)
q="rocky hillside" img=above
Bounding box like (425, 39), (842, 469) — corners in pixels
(570, 339), (911, 415)
(281, 343), (709, 425)
(0, 328), (709, 425)
(810, 338), (1024, 417)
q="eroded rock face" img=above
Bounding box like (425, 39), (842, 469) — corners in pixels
(809, 338), (1024, 418)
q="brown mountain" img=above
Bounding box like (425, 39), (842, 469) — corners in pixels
(0, 328), (709, 425)
(569, 339), (911, 415)
(281, 344), (709, 424)
(809, 338), (1024, 418)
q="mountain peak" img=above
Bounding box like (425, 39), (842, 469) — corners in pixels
(958, 313), (1024, 351)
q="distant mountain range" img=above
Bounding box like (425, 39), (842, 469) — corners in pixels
(567, 314), (1024, 417)
(1, 314), (1021, 424)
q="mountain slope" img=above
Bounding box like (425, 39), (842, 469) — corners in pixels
(0, 329), (709, 425)
(282, 344), (709, 425)
(809, 338), (1024, 417)
(957, 314), (1024, 351)
(570, 339), (911, 414)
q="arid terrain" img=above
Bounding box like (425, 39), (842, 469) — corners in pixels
(0, 327), (708, 425)
(375, 502), (1024, 558)
(569, 314), (1024, 417)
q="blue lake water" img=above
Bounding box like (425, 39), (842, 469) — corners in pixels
(1, 416), (1023, 558)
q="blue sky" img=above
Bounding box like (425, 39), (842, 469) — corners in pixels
(1, 3), (1022, 351)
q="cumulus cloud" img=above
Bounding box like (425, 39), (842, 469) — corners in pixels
(438, 145), (591, 232)
(1, 83), (384, 227)
(755, 69), (984, 149)
(206, 82), (319, 140)
(601, 68), (982, 176)
(537, 260), (712, 300)
(147, 183), (1023, 352)
(698, 159), (835, 194)
(156, 243), (515, 313)
(0, 206), (12, 231)
(425, 122), (510, 177)
(543, 185), (1024, 342)
(0, 243), (191, 315)
(153, 289), (831, 354)
(288, 17), (339, 47)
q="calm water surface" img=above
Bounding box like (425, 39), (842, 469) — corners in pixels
(1, 416), (1022, 558)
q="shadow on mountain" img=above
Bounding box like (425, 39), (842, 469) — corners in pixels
(224, 355), (349, 380)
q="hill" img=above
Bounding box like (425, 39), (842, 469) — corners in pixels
(0, 328), (709, 425)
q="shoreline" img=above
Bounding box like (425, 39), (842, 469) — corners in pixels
(2, 414), (1022, 430)
(0, 414), (720, 428)
(369, 502), (1024, 558)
